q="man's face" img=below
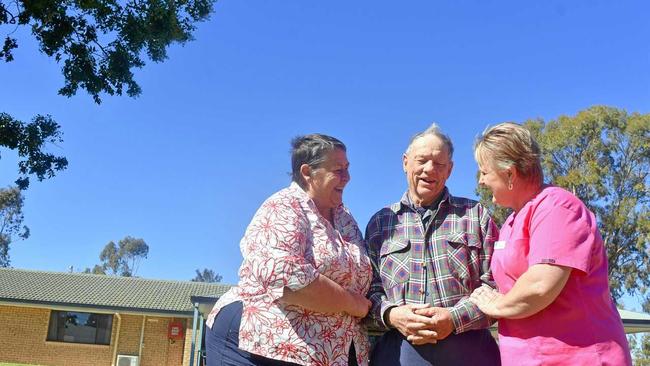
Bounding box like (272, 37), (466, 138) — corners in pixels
(403, 134), (453, 206)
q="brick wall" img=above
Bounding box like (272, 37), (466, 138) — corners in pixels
(139, 316), (186, 366)
(0, 305), (192, 366)
(182, 322), (200, 366)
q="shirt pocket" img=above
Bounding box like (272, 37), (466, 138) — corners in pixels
(445, 232), (481, 293)
(379, 239), (411, 297)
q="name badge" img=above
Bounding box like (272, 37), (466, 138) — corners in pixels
(494, 240), (506, 250)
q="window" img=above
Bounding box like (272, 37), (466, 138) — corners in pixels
(47, 311), (113, 345)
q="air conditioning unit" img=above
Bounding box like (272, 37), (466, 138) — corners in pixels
(117, 355), (139, 366)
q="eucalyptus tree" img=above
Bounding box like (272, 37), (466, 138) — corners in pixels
(476, 106), (650, 309)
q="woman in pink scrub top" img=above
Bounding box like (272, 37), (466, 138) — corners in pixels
(469, 122), (631, 366)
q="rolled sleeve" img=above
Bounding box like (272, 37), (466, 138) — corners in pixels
(265, 255), (320, 301)
(241, 196), (320, 302)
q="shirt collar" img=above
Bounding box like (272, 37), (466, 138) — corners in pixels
(288, 181), (345, 216)
(289, 181), (311, 202)
(391, 187), (450, 213)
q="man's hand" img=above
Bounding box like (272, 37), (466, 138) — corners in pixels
(409, 307), (455, 345)
(469, 285), (503, 318)
(386, 304), (439, 344)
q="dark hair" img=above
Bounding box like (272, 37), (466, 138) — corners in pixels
(291, 134), (346, 188)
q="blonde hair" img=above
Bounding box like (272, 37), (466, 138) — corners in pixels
(474, 122), (543, 185)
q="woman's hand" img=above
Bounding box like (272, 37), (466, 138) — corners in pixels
(469, 285), (504, 318)
(346, 291), (372, 318)
(470, 264), (571, 319)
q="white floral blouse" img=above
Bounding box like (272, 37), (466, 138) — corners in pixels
(206, 182), (372, 366)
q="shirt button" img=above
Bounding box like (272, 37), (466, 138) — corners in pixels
(419, 289), (426, 294)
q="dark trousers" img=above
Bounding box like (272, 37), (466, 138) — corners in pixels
(370, 328), (500, 366)
(206, 301), (358, 366)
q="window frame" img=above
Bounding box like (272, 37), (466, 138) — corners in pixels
(46, 310), (113, 346)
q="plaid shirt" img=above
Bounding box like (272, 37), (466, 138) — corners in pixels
(365, 187), (498, 334)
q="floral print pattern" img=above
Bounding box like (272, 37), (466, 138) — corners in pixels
(207, 183), (372, 366)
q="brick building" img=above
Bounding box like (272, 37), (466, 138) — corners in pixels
(2, 268), (649, 366)
(0, 268), (229, 366)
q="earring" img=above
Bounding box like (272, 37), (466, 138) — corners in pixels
(508, 180), (513, 190)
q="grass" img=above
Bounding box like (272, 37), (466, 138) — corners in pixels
(0, 363), (43, 366)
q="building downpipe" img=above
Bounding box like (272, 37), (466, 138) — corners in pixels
(111, 313), (122, 366)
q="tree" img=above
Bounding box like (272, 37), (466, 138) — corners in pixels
(476, 106), (650, 308)
(191, 268), (222, 283)
(0, 187), (29, 267)
(95, 236), (149, 276)
(1, 113), (68, 190)
(629, 333), (650, 366)
(1, 0), (216, 263)
(0, 113), (66, 265)
(1, 0), (216, 103)
(475, 173), (511, 226)
(82, 264), (106, 275)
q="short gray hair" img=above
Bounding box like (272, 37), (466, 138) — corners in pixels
(406, 123), (454, 160)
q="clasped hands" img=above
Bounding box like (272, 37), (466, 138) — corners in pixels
(387, 304), (454, 345)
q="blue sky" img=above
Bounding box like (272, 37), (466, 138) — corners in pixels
(1, 1), (649, 304)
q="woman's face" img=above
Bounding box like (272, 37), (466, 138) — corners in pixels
(478, 160), (512, 208)
(306, 148), (350, 214)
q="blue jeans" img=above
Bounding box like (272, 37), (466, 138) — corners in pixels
(370, 329), (500, 366)
(206, 301), (358, 366)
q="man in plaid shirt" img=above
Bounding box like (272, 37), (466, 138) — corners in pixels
(365, 124), (501, 365)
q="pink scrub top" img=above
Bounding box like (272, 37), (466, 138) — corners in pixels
(492, 186), (631, 366)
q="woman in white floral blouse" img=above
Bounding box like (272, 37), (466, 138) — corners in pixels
(206, 134), (373, 366)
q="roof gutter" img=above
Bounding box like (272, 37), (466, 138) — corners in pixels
(0, 299), (193, 318)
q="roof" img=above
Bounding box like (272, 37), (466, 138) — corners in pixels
(0, 268), (231, 317)
(618, 308), (650, 334)
(3, 268), (649, 332)
(480, 308), (650, 336)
